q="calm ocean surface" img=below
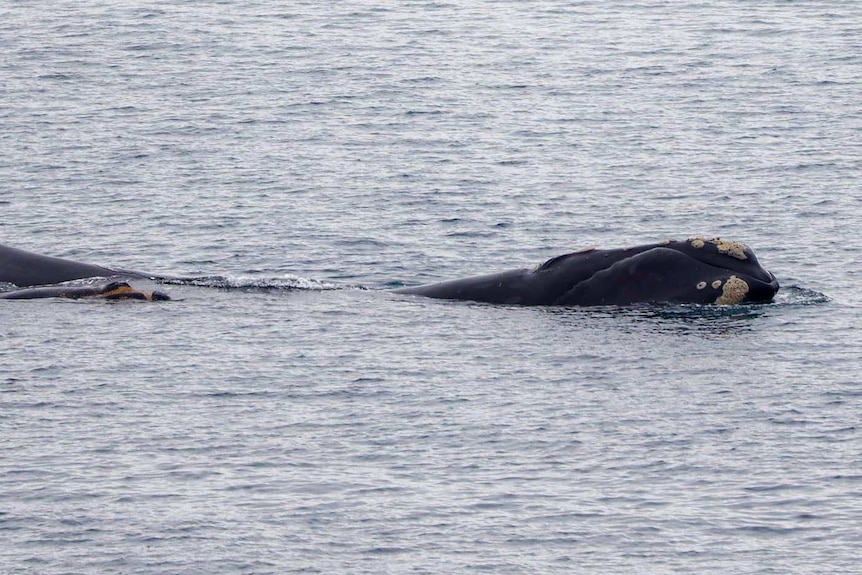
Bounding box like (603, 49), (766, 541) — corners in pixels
(2, 1), (861, 573)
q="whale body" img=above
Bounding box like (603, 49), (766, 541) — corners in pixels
(0, 244), (167, 301)
(0, 280), (170, 301)
(395, 238), (779, 306)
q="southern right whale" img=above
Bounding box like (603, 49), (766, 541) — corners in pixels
(395, 238), (779, 306)
(0, 280), (170, 301)
(0, 244), (165, 301)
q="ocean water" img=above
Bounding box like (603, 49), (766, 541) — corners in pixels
(1, 1), (861, 573)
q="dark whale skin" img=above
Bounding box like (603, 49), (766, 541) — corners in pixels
(395, 238), (779, 306)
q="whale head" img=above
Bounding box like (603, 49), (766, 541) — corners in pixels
(97, 281), (171, 301)
(676, 238), (780, 304)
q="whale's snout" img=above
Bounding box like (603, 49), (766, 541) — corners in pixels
(747, 270), (780, 304)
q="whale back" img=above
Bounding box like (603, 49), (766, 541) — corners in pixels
(0, 244), (119, 287)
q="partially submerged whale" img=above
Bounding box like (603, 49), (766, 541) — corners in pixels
(1, 238), (779, 305)
(0, 280), (170, 301)
(395, 238), (779, 306)
(0, 244), (169, 301)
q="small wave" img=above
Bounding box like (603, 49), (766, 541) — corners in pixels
(773, 285), (830, 306)
(158, 275), (347, 292)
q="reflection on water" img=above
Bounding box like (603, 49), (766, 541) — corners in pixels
(538, 299), (783, 338)
(538, 284), (828, 333)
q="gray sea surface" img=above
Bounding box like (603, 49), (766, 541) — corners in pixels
(2, 1), (861, 573)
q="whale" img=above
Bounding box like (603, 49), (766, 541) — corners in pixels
(2, 238), (779, 306)
(395, 238), (779, 306)
(0, 244), (151, 287)
(0, 280), (170, 301)
(0, 244), (166, 301)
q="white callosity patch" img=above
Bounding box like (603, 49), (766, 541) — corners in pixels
(715, 275), (750, 305)
(687, 237), (749, 260)
(709, 238), (749, 260)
